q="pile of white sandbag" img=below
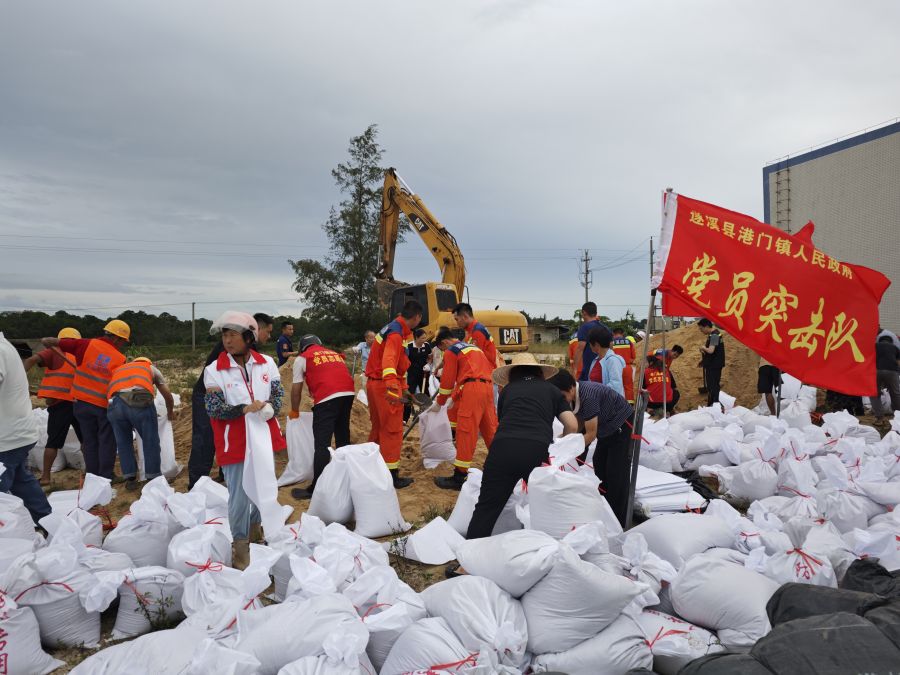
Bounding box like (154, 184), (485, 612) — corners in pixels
(28, 407), (84, 473)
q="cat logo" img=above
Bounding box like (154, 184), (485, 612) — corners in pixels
(500, 328), (522, 346)
(410, 214), (429, 233)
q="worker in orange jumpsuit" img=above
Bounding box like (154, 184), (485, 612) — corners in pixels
(365, 300), (423, 489)
(430, 327), (498, 490)
(448, 302), (499, 435)
(567, 335), (579, 376)
(610, 327), (637, 403)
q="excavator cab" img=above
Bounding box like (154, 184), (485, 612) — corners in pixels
(388, 282), (460, 339)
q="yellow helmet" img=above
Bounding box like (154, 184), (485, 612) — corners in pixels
(104, 319), (131, 341)
(133, 356), (151, 363)
(57, 327), (82, 339)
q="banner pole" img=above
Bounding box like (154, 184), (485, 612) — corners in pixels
(775, 380), (782, 418)
(625, 289), (656, 529)
(662, 325), (668, 418)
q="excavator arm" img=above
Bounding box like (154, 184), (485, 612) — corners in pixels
(375, 168), (467, 306)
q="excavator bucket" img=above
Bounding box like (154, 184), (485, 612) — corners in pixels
(375, 278), (405, 308)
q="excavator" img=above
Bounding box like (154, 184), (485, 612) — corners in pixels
(375, 168), (529, 355)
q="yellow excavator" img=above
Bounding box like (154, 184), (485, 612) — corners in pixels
(375, 168), (529, 355)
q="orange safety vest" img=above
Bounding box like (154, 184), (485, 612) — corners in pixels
(108, 360), (155, 398)
(72, 339), (126, 408)
(37, 353), (77, 402)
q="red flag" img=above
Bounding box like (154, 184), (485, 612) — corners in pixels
(652, 193), (890, 396)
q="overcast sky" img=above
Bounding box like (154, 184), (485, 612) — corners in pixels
(1, 1), (898, 326)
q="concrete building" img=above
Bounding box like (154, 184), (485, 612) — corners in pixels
(763, 120), (900, 332)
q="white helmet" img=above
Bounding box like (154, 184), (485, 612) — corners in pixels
(210, 310), (259, 342)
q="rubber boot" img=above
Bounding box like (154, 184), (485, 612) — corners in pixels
(390, 468), (413, 489)
(434, 468), (467, 491)
(249, 523), (264, 545)
(232, 539), (250, 570)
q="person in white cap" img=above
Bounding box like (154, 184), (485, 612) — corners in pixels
(203, 311), (285, 569)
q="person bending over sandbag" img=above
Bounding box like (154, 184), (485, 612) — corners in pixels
(465, 353), (577, 539)
(203, 311), (286, 569)
(549, 369), (635, 527)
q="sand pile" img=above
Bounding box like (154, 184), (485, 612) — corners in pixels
(642, 323), (762, 411)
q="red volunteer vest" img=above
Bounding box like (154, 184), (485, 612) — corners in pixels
(303, 344), (355, 405)
(646, 368), (675, 403)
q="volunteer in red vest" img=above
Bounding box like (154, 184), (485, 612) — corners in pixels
(643, 354), (680, 415)
(430, 327), (498, 490)
(23, 327), (84, 485)
(41, 319), (130, 480)
(610, 327), (637, 403)
(366, 300), (423, 489)
(288, 334), (355, 500)
(204, 311), (286, 569)
(107, 357), (175, 490)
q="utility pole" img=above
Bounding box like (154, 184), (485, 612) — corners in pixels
(579, 249), (592, 304)
(191, 302), (196, 351)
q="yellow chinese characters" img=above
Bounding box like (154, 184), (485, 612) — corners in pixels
(718, 271), (755, 329)
(824, 312), (864, 363)
(787, 298), (826, 357)
(682, 253), (719, 309)
(755, 285), (799, 343)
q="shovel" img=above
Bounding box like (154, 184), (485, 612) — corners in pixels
(403, 392), (437, 440)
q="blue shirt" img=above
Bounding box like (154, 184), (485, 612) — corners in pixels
(275, 335), (293, 366)
(577, 318), (610, 381)
(591, 350), (626, 398)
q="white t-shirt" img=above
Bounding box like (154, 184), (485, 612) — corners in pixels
(292, 355), (354, 405)
(0, 332), (39, 452)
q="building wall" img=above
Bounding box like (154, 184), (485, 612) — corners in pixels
(763, 122), (900, 332)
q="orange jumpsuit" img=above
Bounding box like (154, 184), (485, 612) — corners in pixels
(437, 342), (497, 473)
(448, 320), (498, 431)
(568, 336), (578, 376)
(365, 316), (412, 469)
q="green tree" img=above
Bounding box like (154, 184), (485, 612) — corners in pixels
(289, 125), (391, 342)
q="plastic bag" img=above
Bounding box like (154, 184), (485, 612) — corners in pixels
(278, 414), (315, 487)
(344, 443), (410, 538)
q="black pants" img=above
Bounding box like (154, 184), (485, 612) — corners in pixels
(46, 400), (83, 450)
(648, 389), (680, 413)
(467, 436), (549, 539)
(188, 389), (216, 489)
(311, 395), (353, 490)
(594, 425), (633, 528)
(73, 400), (117, 478)
(704, 367), (722, 407)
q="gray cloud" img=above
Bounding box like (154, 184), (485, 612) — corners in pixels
(1, 0), (898, 323)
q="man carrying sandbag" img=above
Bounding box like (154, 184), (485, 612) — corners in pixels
(288, 335), (355, 500)
(106, 356), (175, 490)
(430, 327), (498, 490)
(549, 370), (634, 527)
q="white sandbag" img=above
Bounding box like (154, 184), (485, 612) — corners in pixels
(344, 443), (410, 538)
(700, 460), (778, 501)
(521, 544), (646, 654)
(2, 547), (101, 649)
(276, 632), (372, 675)
(620, 532), (678, 595)
(670, 554), (779, 648)
(704, 500), (766, 554)
(307, 449), (353, 525)
(342, 565), (425, 670)
(235, 594), (369, 675)
(278, 414), (315, 487)
(0, 492), (37, 540)
(190, 476), (231, 521)
(30, 408), (68, 472)
(284, 555), (339, 601)
(528, 434), (613, 539)
(70, 620), (207, 675)
(0, 604), (65, 675)
(421, 576), (528, 668)
(686, 425), (742, 459)
(419, 407), (456, 469)
(312, 523), (390, 590)
(777, 456), (819, 497)
(628, 513), (734, 570)
(456, 529), (560, 598)
(635, 609), (724, 675)
(355, 388), (368, 407)
(167, 524), (233, 577)
(761, 545), (838, 587)
(42, 473), (112, 548)
(388, 516), (464, 565)
(268, 520), (316, 602)
(445, 468), (526, 537)
(668, 411), (715, 432)
(0, 538), (34, 575)
(184, 638), (262, 675)
(379, 617), (472, 675)
(563, 521), (626, 573)
(102, 501), (172, 567)
(531, 614), (653, 675)
(780, 400), (812, 429)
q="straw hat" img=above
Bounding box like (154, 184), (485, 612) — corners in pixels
(492, 352), (558, 386)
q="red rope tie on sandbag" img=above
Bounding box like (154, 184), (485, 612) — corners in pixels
(644, 626), (689, 649)
(204, 517), (224, 526)
(431, 653), (479, 670)
(788, 548), (823, 580)
(361, 602), (393, 620)
(185, 558), (223, 573)
(778, 486), (811, 499)
(14, 581), (74, 602)
(225, 597), (260, 630)
(755, 448), (777, 466)
(576, 457), (594, 470)
(123, 579), (151, 607)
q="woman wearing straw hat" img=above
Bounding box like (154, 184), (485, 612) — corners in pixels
(465, 353), (578, 539)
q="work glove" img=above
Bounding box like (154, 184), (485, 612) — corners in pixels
(385, 381), (403, 404)
(446, 399), (455, 410)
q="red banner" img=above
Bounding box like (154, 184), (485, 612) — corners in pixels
(654, 193), (890, 396)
